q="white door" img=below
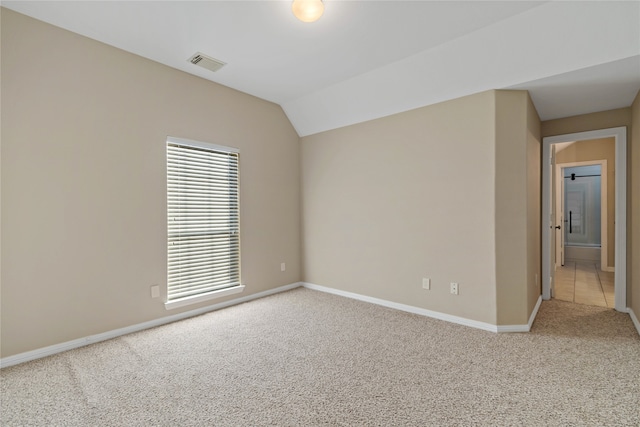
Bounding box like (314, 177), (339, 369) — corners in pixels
(549, 148), (556, 298)
(556, 167), (565, 266)
(560, 175), (565, 266)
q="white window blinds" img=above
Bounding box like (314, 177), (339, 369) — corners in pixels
(167, 138), (240, 302)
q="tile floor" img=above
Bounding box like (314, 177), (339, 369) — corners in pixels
(554, 259), (615, 308)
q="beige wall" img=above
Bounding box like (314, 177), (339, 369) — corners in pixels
(631, 91), (640, 317)
(302, 89), (542, 326)
(526, 95), (542, 320)
(555, 138), (615, 269)
(542, 108), (633, 306)
(494, 91), (541, 325)
(301, 91), (498, 324)
(494, 91), (526, 325)
(1, 9), (301, 357)
(541, 108), (631, 137)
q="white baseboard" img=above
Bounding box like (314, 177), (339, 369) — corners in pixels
(303, 283), (541, 334)
(628, 307), (640, 337)
(0, 282), (302, 369)
(301, 282), (502, 333)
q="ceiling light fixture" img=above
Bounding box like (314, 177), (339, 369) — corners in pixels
(292, 0), (324, 23)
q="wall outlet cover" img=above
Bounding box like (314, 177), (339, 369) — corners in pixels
(450, 282), (459, 295)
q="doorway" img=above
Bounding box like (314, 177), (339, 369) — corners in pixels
(563, 165), (602, 251)
(555, 160), (609, 271)
(554, 154), (612, 308)
(542, 127), (627, 312)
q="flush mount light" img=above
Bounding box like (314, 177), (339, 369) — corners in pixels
(292, 0), (324, 23)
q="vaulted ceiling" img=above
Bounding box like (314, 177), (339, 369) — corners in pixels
(3, 1), (639, 136)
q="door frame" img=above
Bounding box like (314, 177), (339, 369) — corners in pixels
(555, 159), (608, 272)
(542, 127), (626, 312)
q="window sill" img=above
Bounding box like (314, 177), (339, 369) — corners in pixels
(164, 285), (245, 310)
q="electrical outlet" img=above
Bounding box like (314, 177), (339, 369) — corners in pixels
(280, 262), (286, 272)
(422, 278), (430, 290)
(450, 282), (459, 295)
(151, 285), (160, 298)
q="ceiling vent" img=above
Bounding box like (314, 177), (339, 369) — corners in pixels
(188, 52), (226, 73)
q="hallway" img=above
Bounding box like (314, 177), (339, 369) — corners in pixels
(554, 260), (615, 308)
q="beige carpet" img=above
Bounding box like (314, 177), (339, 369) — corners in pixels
(1, 288), (639, 426)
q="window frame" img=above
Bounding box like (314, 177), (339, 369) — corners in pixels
(165, 136), (244, 310)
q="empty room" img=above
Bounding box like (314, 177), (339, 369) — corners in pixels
(1, 1), (639, 425)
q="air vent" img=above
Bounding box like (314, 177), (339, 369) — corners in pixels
(188, 52), (226, 73)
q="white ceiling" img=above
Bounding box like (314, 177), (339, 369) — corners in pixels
(3, 1), (640, 136)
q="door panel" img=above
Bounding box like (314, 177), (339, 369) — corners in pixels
(560, 171), (565, 266)
(549, 148), (556, 298)
(555, 164), (565, 268)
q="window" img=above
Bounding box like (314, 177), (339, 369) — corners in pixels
(166, 137), (242, 309)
